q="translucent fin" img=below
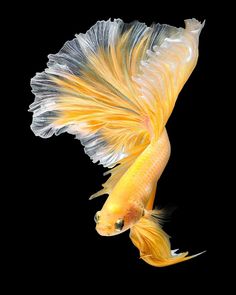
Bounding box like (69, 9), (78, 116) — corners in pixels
(133, 18), (205, 139)
(30, 18), (204, 197)
(130, 211), (206, 267)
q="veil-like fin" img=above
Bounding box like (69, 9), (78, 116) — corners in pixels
(29, 18), (204, 198)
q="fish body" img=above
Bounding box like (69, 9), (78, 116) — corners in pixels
(96, 128), (170, 236)
(30, 18), (205, 266)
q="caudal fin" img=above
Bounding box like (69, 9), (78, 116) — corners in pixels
(130, 211), (205, 267)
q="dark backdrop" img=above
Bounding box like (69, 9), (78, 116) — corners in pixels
(16, 1), (222, 291)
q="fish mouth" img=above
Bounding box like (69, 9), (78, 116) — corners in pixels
(96, 224), (123, 236)
(96, 223), (129, 236)
(96, 224), (113, 236)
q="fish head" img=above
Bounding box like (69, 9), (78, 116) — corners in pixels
(94, 201), (144, 236)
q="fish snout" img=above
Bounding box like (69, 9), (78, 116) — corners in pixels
(96, 223), (113, 236)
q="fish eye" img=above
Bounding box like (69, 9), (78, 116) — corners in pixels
(114, 218), (124, 231)
(94, 211), (100, 223)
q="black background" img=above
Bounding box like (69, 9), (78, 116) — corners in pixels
(14, 1), (224, 291)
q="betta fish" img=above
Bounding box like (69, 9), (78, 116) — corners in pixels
(29, 18), (205, 267)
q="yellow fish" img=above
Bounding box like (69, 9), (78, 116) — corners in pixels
(30, 18), (205, 267)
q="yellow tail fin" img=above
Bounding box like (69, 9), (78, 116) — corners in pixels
(130, 211), (205, 267)
(30, 19), (204, 200)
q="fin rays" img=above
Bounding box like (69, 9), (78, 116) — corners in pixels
(130, 212), (205, 267)
(30, 18), (204, 198)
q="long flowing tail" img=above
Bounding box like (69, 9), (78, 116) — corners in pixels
(130, 210), (205, 267)
(30, 19), (204, 200)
